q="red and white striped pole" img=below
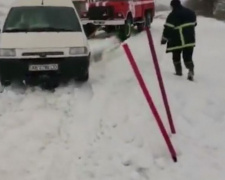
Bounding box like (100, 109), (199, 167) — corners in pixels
(122, 43), (177, 162)
(145, 27), (176, 134)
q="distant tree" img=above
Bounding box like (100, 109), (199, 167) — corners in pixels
(184, 0), (225, 19)
(213, 0), (225, 19)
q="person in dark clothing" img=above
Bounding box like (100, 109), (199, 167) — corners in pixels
(161, 0), (197, 81)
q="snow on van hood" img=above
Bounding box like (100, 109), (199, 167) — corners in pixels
(0, 32), (87, 48)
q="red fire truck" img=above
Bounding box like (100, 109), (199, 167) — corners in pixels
(72, 0), (155, 39)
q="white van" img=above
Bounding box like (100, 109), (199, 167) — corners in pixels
(0, 0), (90, 86)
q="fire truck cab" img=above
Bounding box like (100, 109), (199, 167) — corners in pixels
(73, 0), (155, 39)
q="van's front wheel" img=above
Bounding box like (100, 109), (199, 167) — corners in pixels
(75, 70), (89, 82)
(0, 75), (11, 87)
(83, 24), (97, 38)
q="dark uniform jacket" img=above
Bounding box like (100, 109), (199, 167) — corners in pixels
(162, 6), (197, 53)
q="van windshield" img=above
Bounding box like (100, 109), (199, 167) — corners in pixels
(3, 6), (82, 32)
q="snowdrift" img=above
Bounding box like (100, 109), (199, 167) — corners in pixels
(0, 1), (225, 180)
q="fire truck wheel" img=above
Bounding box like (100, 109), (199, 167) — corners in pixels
(137, 11), (151, 32)
(119, 18), (132, 40)
(145, 11), (152, 28)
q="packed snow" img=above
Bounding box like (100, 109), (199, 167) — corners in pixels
(1, 1), (225, 180)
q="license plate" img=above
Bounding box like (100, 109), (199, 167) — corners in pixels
(29, 64), (58, 71)
(93, 21), (105, 25)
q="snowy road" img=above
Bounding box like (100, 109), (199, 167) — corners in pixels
(1, 3), (225, 180)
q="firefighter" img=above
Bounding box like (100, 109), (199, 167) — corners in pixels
(161, 0), (197, 81)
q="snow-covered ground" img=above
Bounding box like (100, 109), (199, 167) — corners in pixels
(1, 1), (225, 180)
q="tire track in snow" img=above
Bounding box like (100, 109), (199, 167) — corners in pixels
(42, 80), (115, 179)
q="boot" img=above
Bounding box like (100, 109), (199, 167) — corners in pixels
(174, 72), (182, 76)
(187, 69), (194, 81)
(174, 64), (182, 76)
